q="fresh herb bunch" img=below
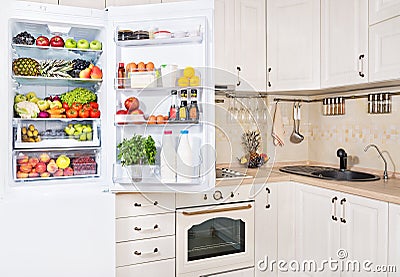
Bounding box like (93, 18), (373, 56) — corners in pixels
(117, 134), (157, 166)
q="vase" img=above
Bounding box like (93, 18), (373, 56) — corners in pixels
(125, 164), (143, 182)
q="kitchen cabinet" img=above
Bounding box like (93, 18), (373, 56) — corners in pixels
(58, 0), (106, 9)
(295, 183), (388, 277)
(321, 0), (368, 88)
(19, 0), (58, 4)
(388, 203), (400, 276)
(369, 0), (400, 25)
(214, 0), (266, 92)
(267, 0), (320, 92)
(369, 16), (400, 83)
(106, 0), (161, 6)
(254, 183), (278, 277)
(212, 267), (255, 276)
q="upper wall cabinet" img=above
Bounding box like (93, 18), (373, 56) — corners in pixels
(267, 0), (320, 92)
(369, 16), (400, 82)
(107, 0), (160, 6)
(215, 0), (266, 92)
(369, 0), (400, 25)
(321, 0), (368, 88)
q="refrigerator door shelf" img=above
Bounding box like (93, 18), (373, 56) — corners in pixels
(13, 76), (102, 88)
(116, 34), (203, 47)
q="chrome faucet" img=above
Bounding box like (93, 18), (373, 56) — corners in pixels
(364, 144), (388, 181)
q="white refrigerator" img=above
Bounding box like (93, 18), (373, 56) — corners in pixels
(0, 1), (214, 276)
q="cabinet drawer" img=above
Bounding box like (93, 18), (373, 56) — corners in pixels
(116, 258), (175, 277)
(116, 235), (175, 267)
(116, 213), (175, 242)
(116, 193), (175, 217)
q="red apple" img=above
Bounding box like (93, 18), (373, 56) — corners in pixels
(28, 157), (39, 168)
(36, 36), (50, 47)
(20, 163), (32, 173)
(28, 172), (39, 178)
(129, 109), (144, 115)
(35, 162), (47, 174)
(50, 36), (64, 47)
(63, 167), (74, 176)
(39, 153), (51, 163)
(116, 109), (128, 115)
(79, 67), (91, 79)
(53, 169), (64, 177)
(124, 97), (139, 111)
(90, 65), (103, 79)
(47, 160), (58, 174)
(17, 154), (29, 164)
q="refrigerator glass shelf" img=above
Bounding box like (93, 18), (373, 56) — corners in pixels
(14, 173), (100, 182)
(12, 44), (103, 63)
(14, 138), (100, 149)
(116, 35), (203, 47)
(114, 114), (199, 126)
(13, 118), (101, 123)
(13, 76), (102, 87)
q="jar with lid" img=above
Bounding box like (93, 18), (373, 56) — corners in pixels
(188, 89), (199, 121)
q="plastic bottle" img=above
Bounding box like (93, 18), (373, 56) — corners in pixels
(176, 130), (194, 183)
(117, 62), (125, 89)
(160, 130), (177, 183)
(169, 90), (178, 120)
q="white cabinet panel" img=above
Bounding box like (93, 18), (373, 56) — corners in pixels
(369, 0), (400, 25)
(116, 258), (175, 277)
(321, 0), (368, 88)
(213, 267), (255, 276)
(18, 0), (58, 4)
(254, 183), (278, 277)
(340, 194), (388, 277)
(59, 0), (106, 9)
(295, 184), (340, 277)
(388, 203), (400, 276)
(107, 0), (160, 6)
(267, 0), (320, 91)
(369, 16), (400, 82)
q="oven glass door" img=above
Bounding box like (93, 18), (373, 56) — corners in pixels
(188, 217), (245, 261)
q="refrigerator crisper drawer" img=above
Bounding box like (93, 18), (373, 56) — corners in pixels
(13, 148), (100, 182)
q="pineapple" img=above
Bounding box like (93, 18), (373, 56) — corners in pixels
(12, 58), (40, 76)
(241, 130), (262, 168)
(40, 60), (74, 78)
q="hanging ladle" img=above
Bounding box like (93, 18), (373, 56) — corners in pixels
(296, 103), (304, 142)
(290, 102), (304, 144)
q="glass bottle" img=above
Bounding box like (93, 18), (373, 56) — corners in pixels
(189, 89), (199, 121)
(117, 62), (125, 89)
(179, 89), (188, 121)
(169, 90), (178, 120)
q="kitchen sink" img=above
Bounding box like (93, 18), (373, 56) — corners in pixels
(279, 165), (380, 182)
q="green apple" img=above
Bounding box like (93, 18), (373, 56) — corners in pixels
(14, 94), (27, 104)
(25, 91), (37, 100)
(36, 100), (50, 111)
(65, 38), (77, 48)
(49, 100), (62, 109)
(29, 96), (40, 104)
(77, 39), (90, 49)
(89, 40), (102, 50)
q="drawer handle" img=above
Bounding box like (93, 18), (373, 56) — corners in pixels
(133, 248), (159, 256)
(133, 201), (159, 207)
(134, 224), (159, 231)
(331, 196), (338, 221)
(340, 198), (346, 223)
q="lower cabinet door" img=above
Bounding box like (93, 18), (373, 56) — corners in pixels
(212, 267), (255, 276)
(388, 203), (400, 276)
(116, 235), (175, 267)
(116, 258), (175, 277)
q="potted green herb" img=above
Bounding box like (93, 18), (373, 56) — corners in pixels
(117, 134), (156, 181)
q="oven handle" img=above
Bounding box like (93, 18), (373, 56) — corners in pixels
(182, 204), (253, 216)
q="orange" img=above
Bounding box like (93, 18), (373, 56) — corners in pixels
(126, 62), (137, 72)
(147, 115), (156, 124)
(156, 115), (165, 124)
(137, 62), (146, 72)
(146, 62), (155, 71)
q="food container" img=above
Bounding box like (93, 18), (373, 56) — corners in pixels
(160, 64), (178, 87)
(118, 30), (134, 41)
(72, 156), (97, 175)
(128, 71), (157, 88)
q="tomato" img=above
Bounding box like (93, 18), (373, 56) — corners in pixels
(89, 101), (99, 110)
(71, 102), (82, 111)
(78, 108), (90, 118)
(62, 102), (70, 111)
(116, 109), (128, 115)
(90, 109), (101, 118)
(82, 103), (92, 111)
(66, 109), (78, 118)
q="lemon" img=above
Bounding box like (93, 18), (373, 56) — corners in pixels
(189, 75), (200, 87)
(183, 66), (195, 78)
(56, 155), (70, 169)
(178, 76), (189, 87)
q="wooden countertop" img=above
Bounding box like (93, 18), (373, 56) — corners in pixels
(216, 163), (400, 205)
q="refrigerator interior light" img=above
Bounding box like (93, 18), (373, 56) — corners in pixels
(47, 25), (71, 35)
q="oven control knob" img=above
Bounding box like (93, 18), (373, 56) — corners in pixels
(213, 190), (223, 200)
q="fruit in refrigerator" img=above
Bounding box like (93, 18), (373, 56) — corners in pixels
(129, 109), (144, 115)
(89, 40), (102, 50)
(86, 133), (93, 140)
(71, 102), (83, 111)
(29, 96), (40, 104)
(14, 94), (27, 104)
(146, 62), (155, 71)
(56, 155), (70, 169)
(53, 169), (64, 177)
(147, 115), (156, 124)
(183, 66), (195, 78)
(49, 36), (64, 47)
(63, 167), (74, 176)
(64, 38), (77, 48)
(39, 153), (51, 163)
(35, 162), (47, 174)
(90, 109), (101, 118)
(37, 100), (50, 111)
(62, 102), (70, 111)
(28, 171), (39, 178)
(12, 58), (40, 76)
(40, 172), (51, 178)
(178, 76), (189, 87)
(72, 156), (96, 175)
(49, 100), (62, 109)
(25, 91), (37, 100)
(126, 62), (137, 72)
(12, 31), (35, 45)
(156, 115), (166, 124)
(116, 109), (128, 114)
(89, 102), (99, 110)
(90, 66), (103, 79)
(189, 75), (200, 86)
(28, 157), (39, 168)
(77, 39), (90, 49)
(19, 163), (32, 173)
(66, 109), (78, 118)
(35, 36), (50, 47)
(82, 103), (92, 110)
(137, 62), (146, 72)
(17, 154), (29, 164)
(64, 125), (75, 135)
(124, 97), (139, 111)
(78, 108), (90, 118)
(79, 67), (91, 79)
(17, 171), (29, 179)
(46, 159), (58, 174)
(40, 60), (74, 78)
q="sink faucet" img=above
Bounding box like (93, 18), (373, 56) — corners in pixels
(364, 144), (388, 181)
(337, 148), (347, 171)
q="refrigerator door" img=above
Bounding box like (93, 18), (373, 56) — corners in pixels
(107, 0), (216, 193)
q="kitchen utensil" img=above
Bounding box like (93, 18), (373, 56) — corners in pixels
(296, 103), (304, 142)
(290, 102), (303, 144)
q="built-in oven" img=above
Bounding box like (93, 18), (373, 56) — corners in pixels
(176, 185), (255, 277)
